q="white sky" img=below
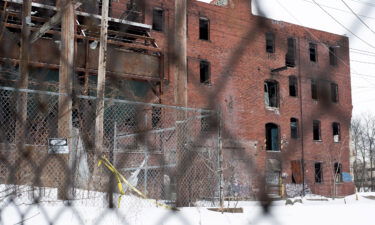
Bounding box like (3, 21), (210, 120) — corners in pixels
(198, 0), (375, 116)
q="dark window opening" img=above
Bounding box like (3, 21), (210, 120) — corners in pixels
(264, 80), (279, 108)
(286, 37), (296, 67)
(329, 47), (337, 66)
(199, 17), (209, 40)
(152, 106), (161, 128)
(200, 60), (210, 84)
(290, 118), (299, 139)
(309, 43), (317, 62)
(315, 162), (323, 183)
(265, 123), (279, 151)
(313, 120), (321, 141)
(265, 32), (275, 53)
(289, 76), (298, 97)
(311, 79), (318, 100)
(332, 122), (340, 142)
(334, 162), (342, 183)
(331, 83), (338, 103)
(152, 8), (164, 31)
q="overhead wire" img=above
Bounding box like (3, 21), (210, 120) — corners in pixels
(311, 0), (375, 50)
(341, 0), (375, 35)
(275, 0), (375, 87)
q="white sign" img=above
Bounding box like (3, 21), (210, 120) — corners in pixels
(48, 138), (69, 154)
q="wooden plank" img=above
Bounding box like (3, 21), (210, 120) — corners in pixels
(95, 0), (109, 151)
(30, 2), (81, 44)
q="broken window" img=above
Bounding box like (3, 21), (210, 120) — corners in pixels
(313, 120), (321, 141)
(199, 17), (209, 40)
(291, 160), (303, 184)
(331, 82), (338, 103)
(309, 43), (317, 62)
(315, 162), (323, 183)
(152, 8), (164, 31)
(152, 106), (161, 128)
(286, 37), (296, 67)
(332, 122), (340, 142)
(264, 80), (279, 108)
(289, 76), (298, 97)
(311, 79), (318, 100)
(200, 60), (210, 84)
(329, 47), (337, 66)
(265, 123), (279, 151)
(265, 32), (275, 53)
(334, 162), (342, 183)
(290, 118), (299, 139)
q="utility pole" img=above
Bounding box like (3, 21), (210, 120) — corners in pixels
(94, 0), (110, 206)
(95, 0), (109, 155)
(58, 0), (75, 199)
(174, 0), (188, 207)
(16, 0), (31, 146)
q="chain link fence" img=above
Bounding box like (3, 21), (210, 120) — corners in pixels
(0, 86), (221, 209)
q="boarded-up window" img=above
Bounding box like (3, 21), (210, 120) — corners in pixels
(291, 160), (303, 184)
(311, 79), (318, 100)
(286, 37), (296, 67)
(331, 83), (338, 103)
(266, 32), (275, 53)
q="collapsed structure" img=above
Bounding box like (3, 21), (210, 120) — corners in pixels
(0, 0), (354, 203)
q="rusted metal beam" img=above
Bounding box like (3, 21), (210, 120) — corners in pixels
(29, 1), (81, 44)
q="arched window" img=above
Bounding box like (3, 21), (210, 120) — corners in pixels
(264, 80), (279, 108)
(265, 123), (279, 151)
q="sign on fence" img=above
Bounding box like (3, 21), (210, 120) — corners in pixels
(48, 138), (69, 154)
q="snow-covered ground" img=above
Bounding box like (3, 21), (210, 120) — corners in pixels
(0, 186), (374, 225)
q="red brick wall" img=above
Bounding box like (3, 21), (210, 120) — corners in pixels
(139, 0), (354, 197)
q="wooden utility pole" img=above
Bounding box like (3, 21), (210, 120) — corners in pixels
(58, 0), (75, 199)
(95, 0), (109, 152)
(15, 0), (31, 146)
(174, 0), (188, 207)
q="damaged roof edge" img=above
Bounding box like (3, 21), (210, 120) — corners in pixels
(4, 0), (152, 30)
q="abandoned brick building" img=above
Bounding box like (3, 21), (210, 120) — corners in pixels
(0, 0), (355, 200)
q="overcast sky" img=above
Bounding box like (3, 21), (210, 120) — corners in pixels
(198, 0), (375, 117)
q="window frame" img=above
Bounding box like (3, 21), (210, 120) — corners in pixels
(309, 43), (318, 62)
(199, 60), (211, 85)
(265, 123), (280, 151)
(329, 46), (338, 66)
(289, 76), (298, 97)
(311, 79), (318, 100)
(331, 82), (339, 103)
(290, 118), (299, 139)
(332, 122), (341, 143)
(199, 17), (210, 41)
(314, 162), (323, 183)
(264, 80), (279, 108)
(152, 7), (164, 32)
(334, 162), (343, 183)
(313, 120), (321, 141)
(265, 32), (275, 53)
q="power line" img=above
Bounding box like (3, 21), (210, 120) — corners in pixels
(300, 0), (375, 20)
(351, 60), (375, 65)
(350, 48), (375, 54)
(349, 0), (375, 7)
(312, 0), (375, 50)
(341, 0), (375, 35)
